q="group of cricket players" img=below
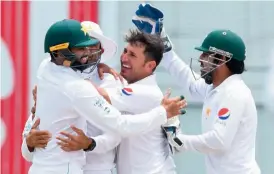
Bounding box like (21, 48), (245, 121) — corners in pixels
(21, 3), (261, 174)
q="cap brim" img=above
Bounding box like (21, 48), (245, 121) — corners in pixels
(195, 46), (209, 52)
(74, 38), (99, 48)
(88, 31), (117, 63)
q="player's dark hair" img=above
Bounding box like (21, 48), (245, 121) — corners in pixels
(213, 54), (246, 74)
(124, 29), (164, 72)
(226, 58), (245, 74)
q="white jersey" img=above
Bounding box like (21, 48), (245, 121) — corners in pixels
(82, 72), (122, 172)
(161, 51), (260, 174)
(105, 75), (176, 174)
(26, 58), (168, 174)
(21, 64), (122, 173)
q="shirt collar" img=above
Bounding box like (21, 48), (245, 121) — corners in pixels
(39, 59), (80, 80)
(212, 74), (242, 92)
(132, 74), (157, 86)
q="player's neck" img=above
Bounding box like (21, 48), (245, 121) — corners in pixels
(212, 70), (232, 88)
(127, 72), (153, 84)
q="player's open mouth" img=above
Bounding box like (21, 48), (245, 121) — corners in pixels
(122, 64), (131, 69)
(80, 56), (89, 64)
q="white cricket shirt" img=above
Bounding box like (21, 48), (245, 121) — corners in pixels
(21, 66), (122, 171)
(28, 58), (168, 172)
(81, 71), (122, 171)
(105, 75), (176, 174)
(161, 51), (261, 174)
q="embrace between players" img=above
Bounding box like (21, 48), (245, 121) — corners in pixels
(21, 3), (260, 174)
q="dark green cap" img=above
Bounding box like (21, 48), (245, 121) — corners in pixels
(44, 19), (99, 53)
(195, 30), (246, 61)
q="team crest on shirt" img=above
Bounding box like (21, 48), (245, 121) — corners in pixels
(218, 108), (230, 120)
(205, 108), (211, 118)
(121, 87), (133, 96)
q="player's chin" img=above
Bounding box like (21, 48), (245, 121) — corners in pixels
(200, 70), (207, 77)
(120, 68), (130, 77)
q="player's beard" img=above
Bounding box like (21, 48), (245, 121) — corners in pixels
(71, 54), (90, 72)
(201, 70), (213, 85)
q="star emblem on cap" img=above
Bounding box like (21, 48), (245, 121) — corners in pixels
(81, 25), (88, 36)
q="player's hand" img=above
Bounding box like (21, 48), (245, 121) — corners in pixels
(161, 89), (187, 118)
(132, 3), (172, 52)
(26, 118), (52, 150)
(97, 63), (124, 83)
(56, 126), (92, 152)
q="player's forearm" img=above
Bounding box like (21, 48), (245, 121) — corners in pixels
(176, 130), (228, 153)
(180, 95), (243, 154)
(161, 50), (207, 100)
(22, 113), (34, 138)
(89, 133), (121, 153)
(97, 87), (112, 104)
(162, 50), (200, 91)
(86, 81), (112, 104)
(73, 96), (167, 137)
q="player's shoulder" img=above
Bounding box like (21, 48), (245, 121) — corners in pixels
(125, 83), (163, 100)
(37, 57), (51, 74)
(100, 73), (124, 88)
(63, 78), (99, 98)
(224, 77), (252, 102)
(103, 73), (116, 81)
(39, 57), (51, 65)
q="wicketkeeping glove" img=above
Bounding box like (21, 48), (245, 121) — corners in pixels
(162, 121), (184, 154)
(132, 3), (173, 52)
(162, 95), (186, 154)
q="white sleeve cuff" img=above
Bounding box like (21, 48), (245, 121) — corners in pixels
(21, 138), (34, 162)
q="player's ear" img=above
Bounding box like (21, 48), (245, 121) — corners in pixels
(147, 60), (156, 71)
(51, 50), (67, 66)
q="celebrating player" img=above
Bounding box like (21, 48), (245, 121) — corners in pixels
(132, 3), (261, 174)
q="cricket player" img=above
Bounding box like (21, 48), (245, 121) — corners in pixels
(132, 3), (261, 174)
(26, 19), (184, 174)
(107, 29), (179, 174)
(21, 21), (124, 174)
(55, 29), (183, 174)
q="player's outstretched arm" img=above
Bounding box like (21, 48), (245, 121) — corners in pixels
(172, 93), (244, 153)
(161, 50), (208, 100)
(66, 80), (186, 137)
(132, 3), (208, 100)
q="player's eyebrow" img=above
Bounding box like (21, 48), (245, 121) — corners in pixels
(124, 47), (137, 57)
(128, 50), (137, 57)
